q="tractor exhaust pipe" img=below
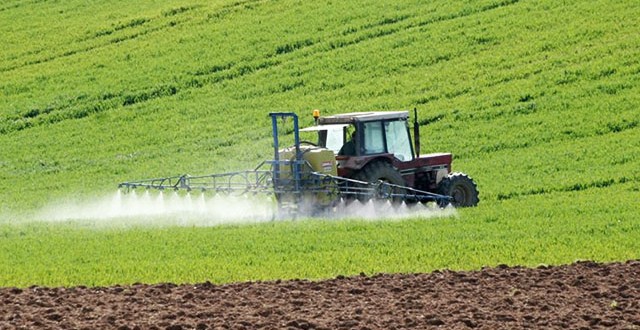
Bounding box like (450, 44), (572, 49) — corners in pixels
(413, 107), (420, 157)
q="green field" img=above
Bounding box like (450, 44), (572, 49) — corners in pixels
(1, 0), (639, 287)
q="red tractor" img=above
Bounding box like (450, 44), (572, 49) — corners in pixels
(302, 109), (479, 207)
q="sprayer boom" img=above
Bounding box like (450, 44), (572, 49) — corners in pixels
(119, 162), (277, 195)
(118, 172), (452, 217)
(118, 160), (452, 209)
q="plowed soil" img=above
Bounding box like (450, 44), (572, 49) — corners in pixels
(2, 260), (639, 329)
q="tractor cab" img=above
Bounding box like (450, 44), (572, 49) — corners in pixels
(302, 111), (414, 160)
(302, 111), (425, 181)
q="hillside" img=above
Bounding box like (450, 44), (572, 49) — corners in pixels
(2, 0), (637, 213)
(0, 0), (639, 287)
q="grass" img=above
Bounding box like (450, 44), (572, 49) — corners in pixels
(0, 0), (639, 287)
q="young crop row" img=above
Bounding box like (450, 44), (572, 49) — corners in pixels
(1, 0), (520, 132)
(7, 0), (630, 128)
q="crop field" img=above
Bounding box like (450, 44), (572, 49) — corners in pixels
(1, 0), (640, 293)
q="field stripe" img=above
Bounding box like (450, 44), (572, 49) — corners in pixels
(496, 176), (640, 201)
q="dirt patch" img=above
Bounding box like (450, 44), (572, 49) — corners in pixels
(1, 260), (639, 329)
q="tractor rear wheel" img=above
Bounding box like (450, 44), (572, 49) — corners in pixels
(353, 161), (405, 202)
(437, 172), (479, 207)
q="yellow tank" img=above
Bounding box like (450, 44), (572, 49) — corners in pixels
(277, 146), (337, 176)
(301, 147), (337, 175)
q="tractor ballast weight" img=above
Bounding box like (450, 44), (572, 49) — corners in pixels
(119, 110), (478, 218)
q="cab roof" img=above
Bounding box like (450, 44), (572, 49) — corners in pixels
(317, 111), (408, 125)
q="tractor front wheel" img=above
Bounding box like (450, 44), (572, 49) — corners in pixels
(437, 172), (479, 207)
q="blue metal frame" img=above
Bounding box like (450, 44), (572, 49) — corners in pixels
(269, 112), (302, 194)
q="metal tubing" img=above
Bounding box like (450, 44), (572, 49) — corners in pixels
(268, 112), (302, 195)
(270, 114), (281, 186)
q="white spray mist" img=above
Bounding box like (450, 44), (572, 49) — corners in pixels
(30, 190), (456, 228)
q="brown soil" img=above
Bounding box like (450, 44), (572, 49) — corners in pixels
(1, 260), (639, 329)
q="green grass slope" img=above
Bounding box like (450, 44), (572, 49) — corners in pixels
(0, 0), (639, 286)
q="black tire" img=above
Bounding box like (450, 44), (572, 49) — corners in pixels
(437, 172), (479, 207)
(353, 161), (405, 202)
